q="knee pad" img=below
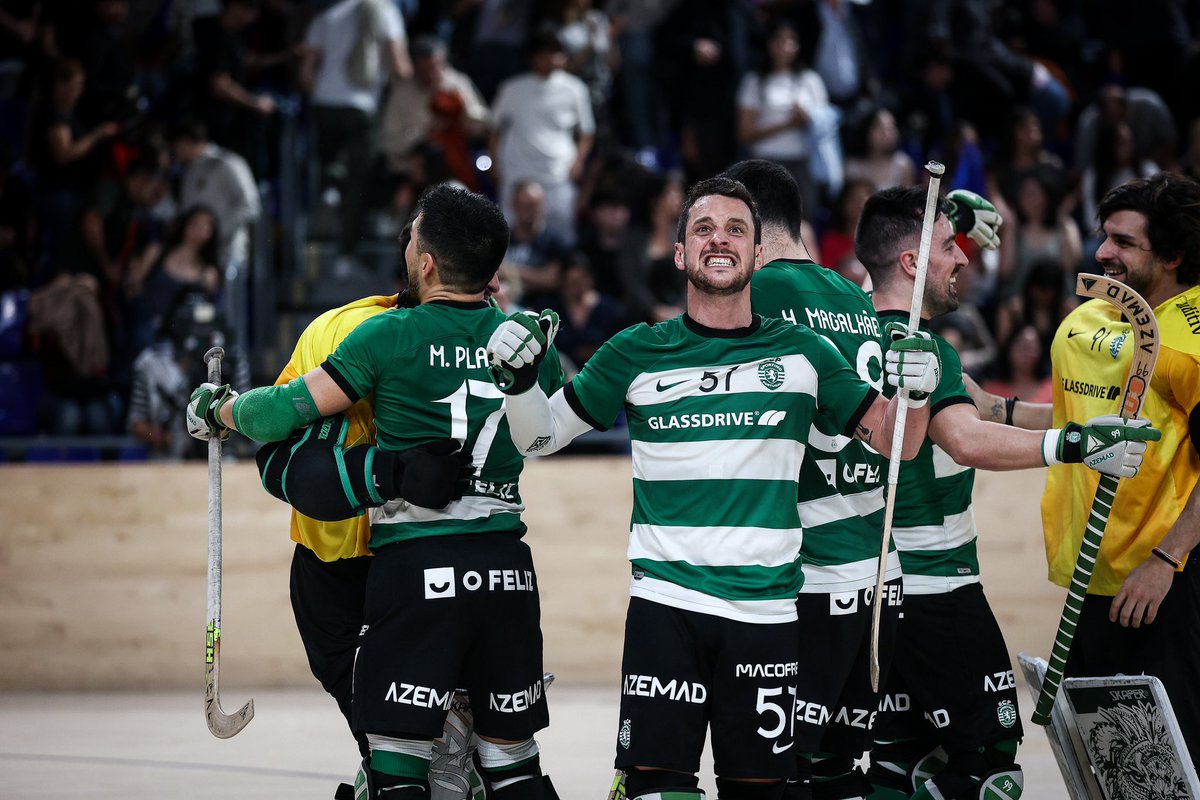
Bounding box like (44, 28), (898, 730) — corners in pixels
(808, 753), (871, 800)
(624, 769), (703, 799)
(257, 414), (381, 521)
(866, 738), (934, 794)
(476, 738), (542, 796)
(714, 777), (786, 800)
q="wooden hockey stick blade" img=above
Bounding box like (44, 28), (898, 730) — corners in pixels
(869, 160), (945, 692)
(205, 630), (255, 738)
(1031, 274), (1160, 726)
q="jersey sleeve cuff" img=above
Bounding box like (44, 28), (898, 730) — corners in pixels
(320, 360), (361, 404)
(564, 382), (607, 432)
(842, 387), (879, 438)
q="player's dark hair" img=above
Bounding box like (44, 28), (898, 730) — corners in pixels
(722, 159), (803, 241)
(676, 176), (761, 246)
(855, 185), (949, 291)
(1098, 172), (1200, 285)
(414, 183), (510, 293)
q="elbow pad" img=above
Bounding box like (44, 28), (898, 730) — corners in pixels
(231, 376), (321, 442)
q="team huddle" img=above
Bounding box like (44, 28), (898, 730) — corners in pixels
(186, 165), (1200, 800)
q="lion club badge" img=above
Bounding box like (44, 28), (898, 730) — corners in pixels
(758, 357), (785, 390)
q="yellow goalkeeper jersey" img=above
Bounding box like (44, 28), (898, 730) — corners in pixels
(1042, 284), (1200, 595)
(275, 294), (400, 561)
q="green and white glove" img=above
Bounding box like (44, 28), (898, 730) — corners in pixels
(945, 189), (1002, 250)
(1045, 414), (1161, 478)
(884, 321), (942, 407)
(187, 382), (238, 441)
(486, 309), (560, 395)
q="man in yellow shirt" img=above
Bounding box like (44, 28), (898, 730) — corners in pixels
(974, 173), (1200, 770)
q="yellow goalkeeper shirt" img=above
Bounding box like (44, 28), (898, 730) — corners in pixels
(1042, 285), (1200, 595)
(275, 294), (400, 561)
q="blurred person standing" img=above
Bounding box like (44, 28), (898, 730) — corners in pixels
(490, 24), (594, 245)
(301, 0), (412, 277)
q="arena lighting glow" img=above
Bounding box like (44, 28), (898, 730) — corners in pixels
(476, 155), (493, 172)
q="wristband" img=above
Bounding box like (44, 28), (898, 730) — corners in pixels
(1042, 429), (1062, 466)
(1005, 396), (1019, 426)
(1151, 546), (1183, 569)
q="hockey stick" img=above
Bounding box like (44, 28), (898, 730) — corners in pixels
(1031, 274), (1160, 725)
(869, 161), (945, 692)
(203, 346), (255, 738)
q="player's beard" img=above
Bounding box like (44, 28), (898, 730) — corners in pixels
(685, 250), (753, 297)
(406, 258), (422, 303)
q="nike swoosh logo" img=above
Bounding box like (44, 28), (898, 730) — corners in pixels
(656, 378), (687, 392)
(772, 741), (793, 754)
(1067, 329), (1084, 338)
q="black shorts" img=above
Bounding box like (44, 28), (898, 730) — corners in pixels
(873, 583), (1023, 751)
(352, 532), (549, 741)
(615, 597), (800, 779)
(793, 578), (903, 754)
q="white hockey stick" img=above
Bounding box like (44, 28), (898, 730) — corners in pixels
(203, 346), (254, 738)
(869, 161), (945, 692)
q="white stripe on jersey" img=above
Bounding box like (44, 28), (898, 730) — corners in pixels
(797, 484), (885, 527)
(626, 352), (820, 406)
(800, 551), (902, 593)
(631, 438), (803, 483)
(932, 444), (970, 478)
(370, 494), (522, 525)
(629, 575), (799, 624)
(903, 572), (981, 595)
(629, 523), (801, 568)
(892, 507), (977, 553)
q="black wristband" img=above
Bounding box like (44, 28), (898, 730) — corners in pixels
(1005, 396), (1019, 426)
(1151, 547), (1183, 569)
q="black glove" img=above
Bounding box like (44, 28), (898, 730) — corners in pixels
(377, 440), (475, 510)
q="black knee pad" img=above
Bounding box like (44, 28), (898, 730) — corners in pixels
(867, 737), (934, 792)
(625, 769), (701, 798)
(714, 777), (786, 800)
(488, 775), (560, 799)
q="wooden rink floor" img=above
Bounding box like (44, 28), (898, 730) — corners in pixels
(0, 458), (1070, 798)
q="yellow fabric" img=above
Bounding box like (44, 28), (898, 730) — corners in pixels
(1042, 285), (1200, 594)
(276, 294), (399, 561)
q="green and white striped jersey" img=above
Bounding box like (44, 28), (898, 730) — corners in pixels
(751, 259), (901, 593)
(565, 313), (877, 623)
(877, 310), (979, 595)
(323, 300), (565, 548)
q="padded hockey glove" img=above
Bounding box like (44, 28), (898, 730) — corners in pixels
(884, 322), (941, 407)
(377, 440), (475, 510)
(1049, 415), (1160, 478)
(487, 310), (560, 395)
(187, 382), (238, 441)
(945, 189), (1002, 250)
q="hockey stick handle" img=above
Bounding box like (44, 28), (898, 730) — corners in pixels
(870, 161), (945, 692)
(1031, 274), (1160, 726)
(205, 346), (225, 640)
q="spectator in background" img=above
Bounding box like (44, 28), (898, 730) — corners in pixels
(736, 19), (834, 216)
(558, 0), (616, 142)
(997, 170), (1080, 301)
(193, 0), (277, 172)
(819, 176), (874, 287)
(167, 119), (260, 271)
(791, 0), (875, 109)
(301, 0), (411, 278)
(552, 250), (625, 372)
(843, 105), (913, 191)
(987, 105), (1065, 216)
(460, 0), (535, 104)
(76, 0), (138, 131)
(125, 204), (222, 359)
(992, 256), (1074, 366)
(1079, 121), (1159, 235)
(618, 168), (684, 324)
(490, 24), (594, 244)
(1073, 82), (1176, 177)
(379, 34), (488, 193)
(605, 0), (680, 165)
(503, 179), (570, 310)
(575, 189), (630, 301)
(982, 323), (1053, 405)
(27, 58), (118, 283)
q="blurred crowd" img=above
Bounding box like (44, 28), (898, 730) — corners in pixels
(2, 0), (1200, 458)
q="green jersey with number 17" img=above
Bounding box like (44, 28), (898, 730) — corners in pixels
(565, 313), (877, 623)
(323, 300), (565, 548)
(751, 259), (901, 594)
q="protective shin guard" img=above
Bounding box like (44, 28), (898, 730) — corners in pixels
(866, 738), (931, 796)
(714, 778), (786, 800)
(256, 414), (381, 520)
(624, 769), (704, 799)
